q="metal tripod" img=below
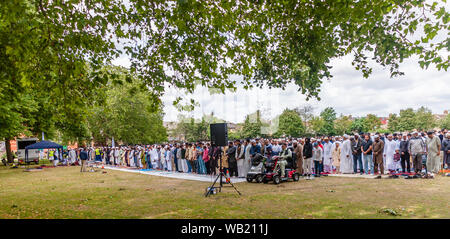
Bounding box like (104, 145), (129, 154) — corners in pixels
(204, 153), (241, 197)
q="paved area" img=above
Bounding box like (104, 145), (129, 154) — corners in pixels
(95, 165), (248, 183)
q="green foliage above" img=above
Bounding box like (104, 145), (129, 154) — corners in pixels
(123, 0), (448, 100)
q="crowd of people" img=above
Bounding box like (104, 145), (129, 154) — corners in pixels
(51, 129), (450, 178)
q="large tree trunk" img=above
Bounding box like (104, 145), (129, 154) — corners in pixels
(5, 138), (13, 164)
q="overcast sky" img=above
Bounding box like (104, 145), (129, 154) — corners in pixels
(113, 54), (449, 123)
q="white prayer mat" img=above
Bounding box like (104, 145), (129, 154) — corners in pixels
(328, 173), (390, 179)
(96, 165), (248, 183)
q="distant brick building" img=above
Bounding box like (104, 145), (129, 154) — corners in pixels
(379, 117), (389, 129)
(434, 110), (449, 121)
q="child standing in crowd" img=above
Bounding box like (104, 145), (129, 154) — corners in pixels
(312, 142), (323, 178)
(332, 141), (341, 173)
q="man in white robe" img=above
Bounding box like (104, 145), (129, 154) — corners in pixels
(340, 135), (353, 173)
(165, 146), (173, 171)
(243, 140), (252, 175)
(237, 140), (248, 178)
(150, 146), (159, 169)
(322, 138), (333, 173)
(129, 149), (135, 167)
(113, 147), (120, 165)
(136, 147), (143, 168)
(68, 149), (77, 165)
(383, 135), (397, 172)
(160, 147), (167, 170)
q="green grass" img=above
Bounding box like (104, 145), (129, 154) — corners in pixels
(0, 165), (449, 218)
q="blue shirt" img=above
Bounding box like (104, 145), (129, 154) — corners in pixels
(250, 145), (261, 156)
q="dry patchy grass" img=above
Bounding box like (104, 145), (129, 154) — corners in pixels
(0, 166), (449, 219)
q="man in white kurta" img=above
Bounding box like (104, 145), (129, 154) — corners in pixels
(160, 148), (166, 170)
(340, 135), (353, 173)
(113, 148), (120, 165)
(129, 149), (135, 167)
(243, 140), (252, 175)
(68, 149), (77, 165)
(426, 132), (441, 174)
(322, 138), (333, 173)
(165, 146), (172, 171)
(237, 142), (246, 178)
(383, 135), (397, 171)
(150, 146), (159, 169)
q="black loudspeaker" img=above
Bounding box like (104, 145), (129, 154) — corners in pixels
(210, 123), (228, 146)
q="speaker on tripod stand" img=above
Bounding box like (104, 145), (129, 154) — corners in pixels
(205, 123), (241, 197)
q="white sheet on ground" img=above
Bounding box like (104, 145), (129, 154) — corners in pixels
(97, 165), (247, 183)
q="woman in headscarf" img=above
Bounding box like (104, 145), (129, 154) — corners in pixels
(202, 144), (210, 174)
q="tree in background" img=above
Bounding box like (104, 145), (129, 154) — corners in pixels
(228, 130), (243, 141)
(310, 116), (326, 136)
(397, 108), (417, 132)
(295, 105), (315, 134)
(334, 115), (353, 135)
(351, 117), (368, 133)
(439, 114), (450, 130)
(295, 105), (315, 122)
(414, 106), (436, 131)
(173, 113), (225, 142)
(388, 107), (437, 132)
(276, 109), (305, 137)
(388, 113), (400, 132)
(319, 107), (337, 135)
(365, 114), (382, 132)
(241, 110), (264, 139)
(88, 67), (167, 145)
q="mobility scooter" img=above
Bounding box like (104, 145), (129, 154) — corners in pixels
(246, 153), (267, 183)
(263, 154), (300, 184)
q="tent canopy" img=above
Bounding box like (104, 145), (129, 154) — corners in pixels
(25, 140), (63, 150)
(25, 140), (63, 163)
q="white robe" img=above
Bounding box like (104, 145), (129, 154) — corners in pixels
(243, 145), (252, 175)
(136, 150), (143, 168)
(340, 139), (353, 173)
(237, 144), (246, 177)
(68, 150), (77, 164)
(129, 150), (135, 167)
(383, 139), (397, 171)
(150, 149), (159, 169)
(322, 142), (333, 167)
(160, 149), (166, 169)
(165, 149), (172, 171)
